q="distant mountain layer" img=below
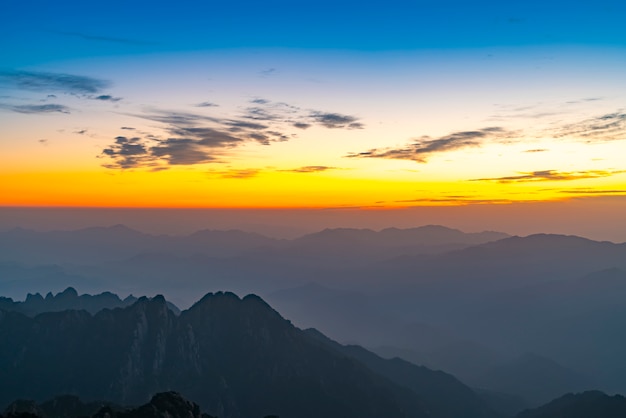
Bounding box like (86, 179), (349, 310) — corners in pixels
(0, 224), (508, 265)
(0, 291), (498, 418)
(516, 391), (626, 418)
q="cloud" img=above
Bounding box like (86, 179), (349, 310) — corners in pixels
(4, 103), (70, 114)
(559, 189), (626, 195)
(241, 99), (364, 131)
(394, 197), (516, 205)
(103, 111), (248, 169)
(120, 126), (135, 130)
(150, 138), (218, 165)
(553, 112), (626, 141)
(195, 101), (219, 108)
(259, 68), (277, 77)
(38, 139), (48, 145)
(93, 95), (122, 102)
(347, 127), (511, 162)
(103, 100), (365, 170)
(101, 136), (154, 169)
(74, 129), (87, 135)
(310, 112), (364, 129)
(211, 169), (261, 179)
(524, 148), (547, 153)
(0, 70), (109, 94)
(282, 166), (336, 173)
(471, 169), (624, 183)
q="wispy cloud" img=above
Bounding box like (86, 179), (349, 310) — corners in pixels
(0, 70), (109, 94)
(559, 189), (626, 195)
(347, 127), (512, 163)
(282, 166), (337, 173)
(552, 112), (626, 141)
(394, 197), (516, 205)
(3, 103), (71, 114)
(310, 112), (364, 129)
(195, 101), (219, 108)
(471, 169), (624, 183)
(210, 169), (261, 179)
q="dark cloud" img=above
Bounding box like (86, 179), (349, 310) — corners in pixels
(74, 129), (87, 135)
(6, 103), (70, 114)
(553, 112), (626, 141)
(472, 169), (624, 183)
(101, 136), (153, 170)
(524, 148), (547, 153)
(347, 127), (510, 163)
(38, 139), (48, 145)
(120, 126), (135, 130)
(310, 112), (364, 129)
(195, 101), (219, 107)
(103, 101), (365, 170)
(167, 126), (244, 147)
(0, 70), (109, 94)
(151, 138), (217, 165)
(227, 120), (269, 130)
(93, 95), (122, 102)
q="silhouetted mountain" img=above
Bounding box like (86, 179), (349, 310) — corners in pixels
(304, 328), (500, 418)
(4, 395), (118, 418)
(0, 292), (445, 418)
(516, 391), (626, 418)
(2, 392), (215, 418)
(0, 287), (165, 316)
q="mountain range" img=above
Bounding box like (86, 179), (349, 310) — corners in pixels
(3, 225), (626, 409)
(0, 290), (502, 418)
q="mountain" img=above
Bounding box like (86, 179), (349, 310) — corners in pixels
(0, 292), (443, 418)
(0, 287), (147, 317)
(2, 392), (215, 418)
(288, 226), (508, 261)
(515, 391), (626, 418)
(0, 226), (283, 265)
(304, 328), (499, 418)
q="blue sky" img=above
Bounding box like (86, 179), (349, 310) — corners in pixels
(3, 0), (626, 67)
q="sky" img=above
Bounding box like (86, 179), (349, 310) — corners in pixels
(1, 0), (626, 239)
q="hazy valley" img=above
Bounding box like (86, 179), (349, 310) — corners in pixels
(2, 224), (626, 417)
